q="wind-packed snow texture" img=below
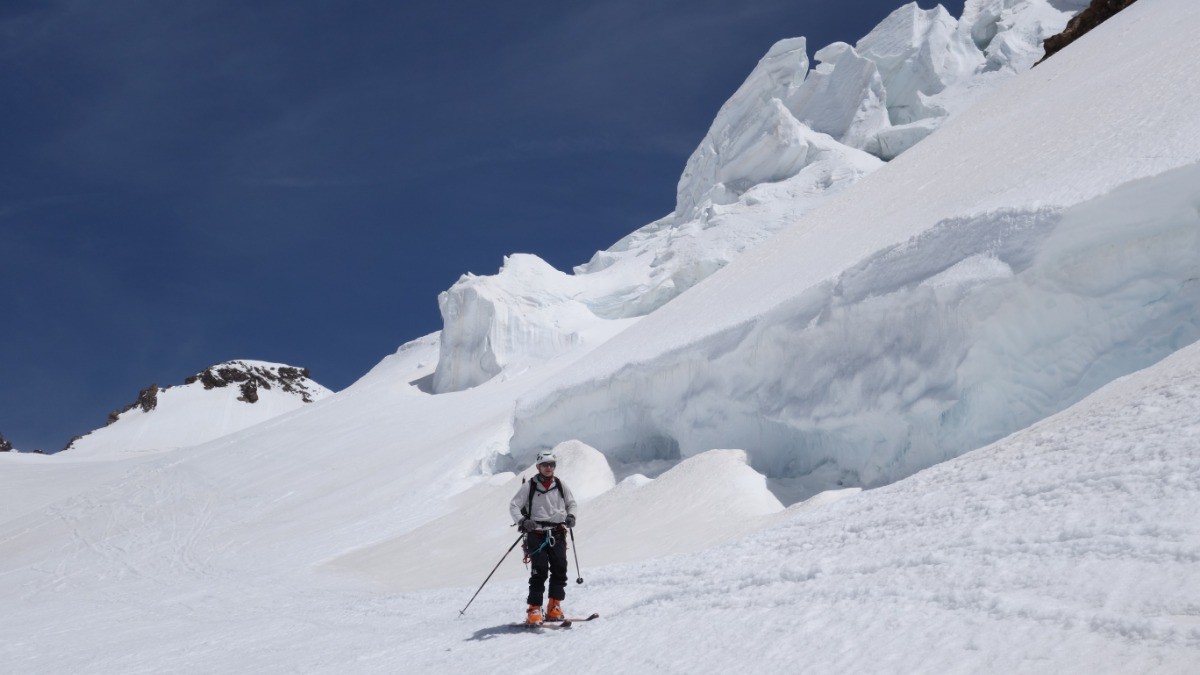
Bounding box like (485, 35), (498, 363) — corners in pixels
(433, 0), (1080, 393)
(2, 1), (1199, 672)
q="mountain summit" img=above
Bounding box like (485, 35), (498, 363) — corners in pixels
(61, 360), (331, 457)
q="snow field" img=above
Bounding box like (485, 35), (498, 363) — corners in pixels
(434, 340), (1200, 674)
(4, 337), (1198, 673)
(0, 330), (676, 601)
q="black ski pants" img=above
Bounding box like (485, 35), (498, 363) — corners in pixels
(524, 527), (568, 606)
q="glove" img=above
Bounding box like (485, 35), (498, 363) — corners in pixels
(520, 518), (539, 532)
(565, 514), (576, 528)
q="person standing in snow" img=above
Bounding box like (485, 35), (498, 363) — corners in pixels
(510, 449), (577, 625)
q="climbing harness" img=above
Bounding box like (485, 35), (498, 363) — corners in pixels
(522, 524), (563, 564)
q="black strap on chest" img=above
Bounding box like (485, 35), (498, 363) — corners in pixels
(522, 477), (567, 518)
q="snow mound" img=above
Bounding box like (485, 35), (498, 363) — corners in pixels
(328, 439), (615, 591)
(515, 439), (615, 502)
(431, 0), (1078, 393)
(63, 360), (332, 458)
(329, 448), (780, 590)
(580, 449), (784, 563)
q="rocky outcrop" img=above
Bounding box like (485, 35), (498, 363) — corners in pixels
(184, 362), (322, 404)
(107, 384), (159, 425)
(1038, 0), (1139, 64)
(60, 360), (330, 454)
(0, 432), (12, 452)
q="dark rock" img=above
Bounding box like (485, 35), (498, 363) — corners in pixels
(61, 360), (322, 453)
(106, 384), (160, 426)
(273, 366), (319, 403)
(182, 361), (321, 403)
(186, 367), (247, 389)
(238, 380), (260, 403)
(1037, 0), (1139, 65)
(0, 432), (11, 452)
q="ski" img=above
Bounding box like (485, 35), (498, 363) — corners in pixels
(541, 612), (600, 626)
(550, 613), (599, 623)
(510, 613), (599, 630)
(511, 621), (571, 629)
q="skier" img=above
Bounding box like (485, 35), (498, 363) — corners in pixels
(510, 449), (577, 625)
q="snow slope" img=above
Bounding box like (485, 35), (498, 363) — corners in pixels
(1, 0), (1198, 672)
(63, 360), (332, 458)
(2, 292), (1197, 673)
(331, 442), (784, 591)
(431, 336), (1200, 674)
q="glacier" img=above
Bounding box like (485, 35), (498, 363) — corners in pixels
(428, 0), (1200, 506)
(511, 168), (1200, 502)
(499, 0), (1200, 501)
(432, 0), (1082, 394)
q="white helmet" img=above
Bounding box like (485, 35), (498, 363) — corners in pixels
(535, 449), (557, 465)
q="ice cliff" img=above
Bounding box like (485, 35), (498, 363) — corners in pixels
(432, 0), (1082, 393)
(424, 0), (1200, 508)
(503, 0), (1200, 502)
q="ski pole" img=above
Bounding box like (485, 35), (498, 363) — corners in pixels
(569, 527), (583, 584)
(459, 533), (524, 617)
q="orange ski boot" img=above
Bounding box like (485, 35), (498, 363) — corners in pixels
(546, 598), (565, 622)
(526, 604), (544, 625)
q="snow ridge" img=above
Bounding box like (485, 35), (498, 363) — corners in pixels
(62, 360), (332, 457)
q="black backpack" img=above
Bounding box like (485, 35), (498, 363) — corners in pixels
(520, 477), (567, 519)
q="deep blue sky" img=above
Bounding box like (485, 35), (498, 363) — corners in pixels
(1, 0), (963, 451)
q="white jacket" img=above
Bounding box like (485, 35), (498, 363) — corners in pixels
(509, 477), (577, 528)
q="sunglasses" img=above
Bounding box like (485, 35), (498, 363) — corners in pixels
(538, 461), (556, 468)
